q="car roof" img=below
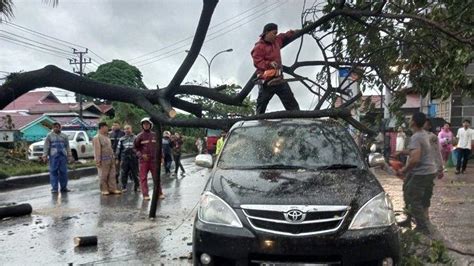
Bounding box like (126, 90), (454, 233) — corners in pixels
(231, 118), (343, 130)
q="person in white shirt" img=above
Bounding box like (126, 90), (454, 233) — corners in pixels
(396, 127), (407, 163)
(455, 119), (474, 174)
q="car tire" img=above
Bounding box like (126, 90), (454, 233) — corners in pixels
(71, 150), (78, 161)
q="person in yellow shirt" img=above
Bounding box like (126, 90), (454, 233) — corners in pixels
(215, 131), (227, 156)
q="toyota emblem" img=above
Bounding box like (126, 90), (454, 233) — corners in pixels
(284, 209), (306, 223)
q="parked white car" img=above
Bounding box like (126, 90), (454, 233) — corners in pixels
(28, 130), (94, 161)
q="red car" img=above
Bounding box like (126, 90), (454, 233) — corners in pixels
(205, 129), (222, 154)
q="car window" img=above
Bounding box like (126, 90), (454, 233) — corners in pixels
(63, 132), (75, 140)
(77, 132), (85, 141)
(218, 123), (364, 169)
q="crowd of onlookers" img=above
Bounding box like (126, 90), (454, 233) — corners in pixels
(388, 113), (473, 235)
(395, 119), (473, 175)
(42, 118), (193, 201)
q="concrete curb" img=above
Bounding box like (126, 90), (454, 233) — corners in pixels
(0, 166), (97, 191)
(0, 156), (197, 191)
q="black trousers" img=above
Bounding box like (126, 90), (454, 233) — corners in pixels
(120, 158), (139, 189)
(256, 82), (300, 114)
(173, 154), (185, 174)
(456, 148), (471, 172)
(403, 173), (436, 233)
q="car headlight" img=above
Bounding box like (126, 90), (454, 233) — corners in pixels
(198, 192), (243, 228)
(349, 192), (395, 230)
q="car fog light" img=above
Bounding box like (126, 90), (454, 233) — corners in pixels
(263, 239), (274, 249)
(200, 253), (212, 265)
(382, 257), (393, 266)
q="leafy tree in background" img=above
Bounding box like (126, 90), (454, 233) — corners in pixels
(86, 60), (148, 132)
(83, 59), (148, 104)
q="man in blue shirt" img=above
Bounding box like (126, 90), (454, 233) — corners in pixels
(42, 122), (73, 193)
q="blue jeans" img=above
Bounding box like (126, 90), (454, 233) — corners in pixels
(49, 155), (68, 191)
(164, 154), (173, 173)
(456, 148), (471, 172)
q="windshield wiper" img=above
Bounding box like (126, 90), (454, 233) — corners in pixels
(254, 164), (308, 170)
(220, 164), (307, 170)
(317, 164), (358, 170)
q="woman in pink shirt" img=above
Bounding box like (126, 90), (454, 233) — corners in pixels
(438, 122), (453, 164)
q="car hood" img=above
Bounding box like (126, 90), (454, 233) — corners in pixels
(29, 140), (45, 147)
(209, 168), (382, 209)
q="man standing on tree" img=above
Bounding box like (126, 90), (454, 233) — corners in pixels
(134, 118), (165, 200)
(93, 122), (122, 195)
(109, 121), (125, 185)
(116, 124), (139, 192)
(42, 122), (73, 193)
(251, 23), (300, 114)
(455, 119), (474, 174)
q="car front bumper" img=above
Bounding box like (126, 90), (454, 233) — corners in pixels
(193, 219), (400, 266)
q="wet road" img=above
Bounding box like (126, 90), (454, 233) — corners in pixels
(0, 158), (210, 265)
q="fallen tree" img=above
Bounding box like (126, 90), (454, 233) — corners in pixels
(1, 0), (472, 217)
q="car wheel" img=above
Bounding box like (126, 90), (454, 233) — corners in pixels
(71, 150), (78, 161)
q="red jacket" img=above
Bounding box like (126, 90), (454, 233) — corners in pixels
(134, 130), (157, 163)
(251, 30), (295, 76)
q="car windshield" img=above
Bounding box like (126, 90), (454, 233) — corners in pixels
(63, 132), (75, 141)
(218, 122), (364, 170)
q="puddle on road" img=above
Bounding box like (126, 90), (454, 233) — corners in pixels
(34, 207), (82, 217)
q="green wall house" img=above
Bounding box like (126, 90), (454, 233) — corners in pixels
(21, 115), (56, 142)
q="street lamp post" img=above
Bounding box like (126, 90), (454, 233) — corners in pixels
(185, 48), (233, 88)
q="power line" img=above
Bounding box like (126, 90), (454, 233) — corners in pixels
(134, 1), (282, 66)
(137, 1), (287, 67)
(205, 2), (286, 44)
(88, 50), (108, 63)
(3, 20), (78, 49)
(128, 1), (270, 63)
(0, 29), (72, 54)
(0, 35), (70, 59)
(2, 20), (109, 63)
(0, 34), (72, 56)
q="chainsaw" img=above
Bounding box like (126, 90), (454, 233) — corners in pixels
(256, 68), (303, 86)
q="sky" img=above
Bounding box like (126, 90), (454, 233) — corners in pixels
(0, 0), (332, 111)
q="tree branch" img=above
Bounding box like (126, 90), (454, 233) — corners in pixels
(164, 0), (219, 96)
(0, 65), (143, 109)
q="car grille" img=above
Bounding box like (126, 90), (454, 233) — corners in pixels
(33, 146), (43, 152)
(241, 205), (350, 236)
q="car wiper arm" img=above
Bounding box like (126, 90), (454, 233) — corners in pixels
(317, 164), (358, 170)
(255, 164), (308, 170)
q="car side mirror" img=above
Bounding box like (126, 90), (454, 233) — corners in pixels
(368, 152), (385, 168)
(195, 154), (213, 168)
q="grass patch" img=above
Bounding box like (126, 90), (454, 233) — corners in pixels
(0, 160), (95, 179)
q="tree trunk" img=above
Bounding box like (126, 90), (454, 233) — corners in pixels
(0, 203), (32, 219)
(74, 236), (98, 247)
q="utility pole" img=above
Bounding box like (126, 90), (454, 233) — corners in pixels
(69, 48), (91, 120)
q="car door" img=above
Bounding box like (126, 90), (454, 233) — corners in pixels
(85, 132), (95, 158)
(76, 132), (88, 158)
